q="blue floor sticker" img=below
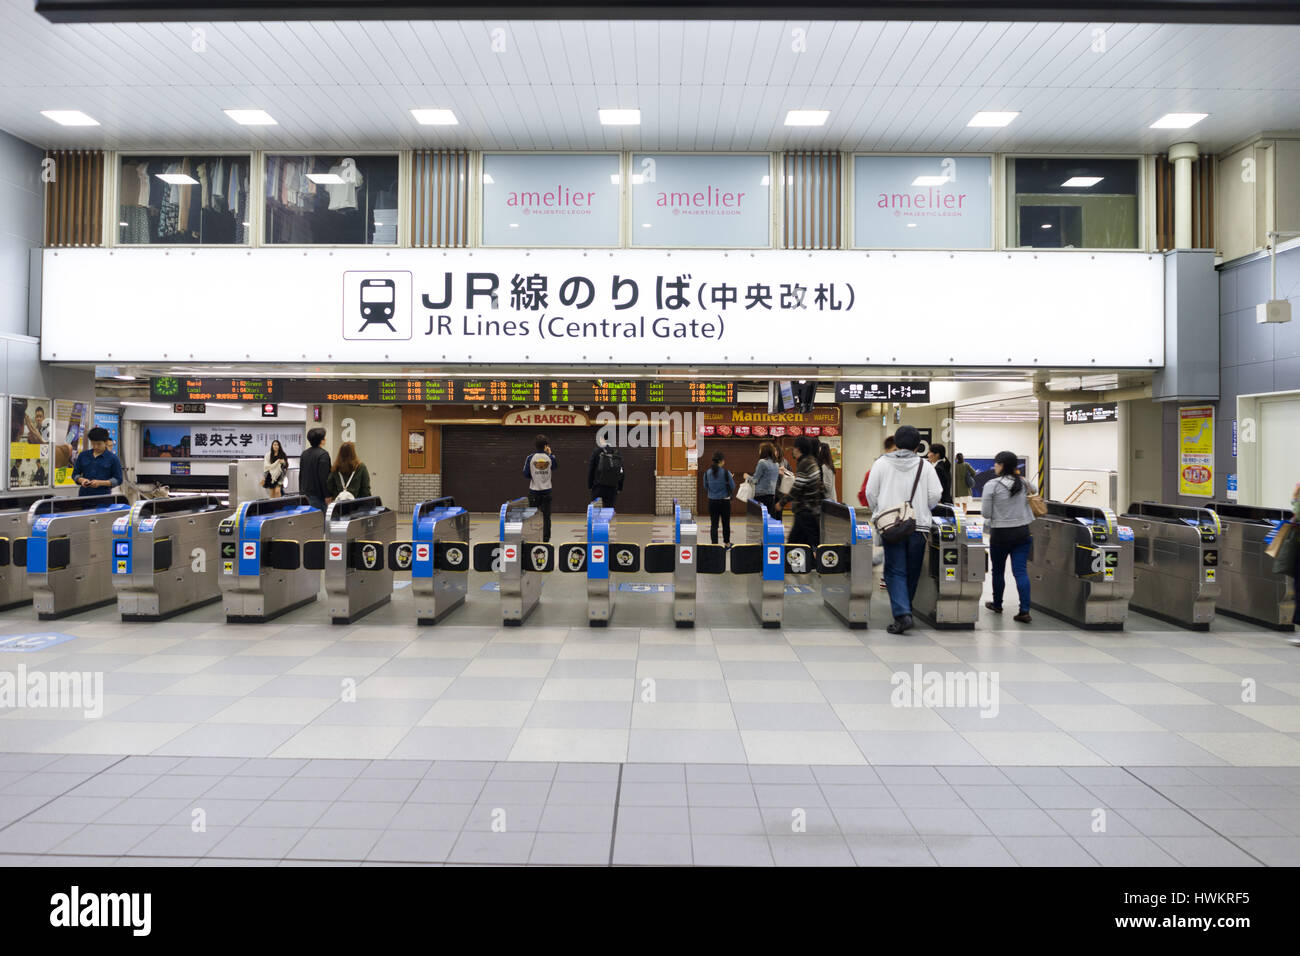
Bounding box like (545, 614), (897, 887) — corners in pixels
(392, 580), (411, 590)
(784, 584), (815, 595)
(0, 633), (78, 652)
(617, 582), (674, 593)
(480, 582), (501, 591)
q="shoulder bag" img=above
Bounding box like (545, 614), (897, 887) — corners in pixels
(334, 469), (356, 503)
(874, 461), (925, 544)
(1026, 479), (1048, 518)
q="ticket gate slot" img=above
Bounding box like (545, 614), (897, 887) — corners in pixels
(818, 501), (873, 629)
(322, 496), (396, 625)
(409, 496), (470, 626)
(913, 505), (987, 629)
(0, 492), (52, 610)
(26, 494), (131, 620)
(219, 495), (321, 623)
(1027, 502), (1133, 630)
(1208, 502), (1295, 631)
(494, 497), (545, 627)
(112, 495), (233, 621)
(1122, 502), (1222, 630)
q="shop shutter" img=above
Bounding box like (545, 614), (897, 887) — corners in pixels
(783, 151), (842, 250)
(412, 149), (469, 248)
(44, 149), (104, 247)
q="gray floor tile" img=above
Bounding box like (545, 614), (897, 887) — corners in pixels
(999, 836), (1096, 867)
(1195, 808), (1294, 837)
(613, 805), (691, 834)
(1148, 835), (1263, 866)
(1232, 837), (1300, 866)
(538, 804), (616, 833)
(768, 834), (855, 866)
(954, 786), (1035, 809)
(612, 831), (693, 865)
(923, 835), (1018, 866)
(287, 828), (382, 862)
(1114, 808), (1217, 837)
(1079, 836), (1180, 866)
(888, 785), (966, 809)
(973, 808), (1065, 836)
(241, 801), (331, 828)
(314, 801), (402, 830)
(210, 826), (310, 860)
(831, 807), (915, 835)
(691, 834), (774, 866)
(688, 805), (766, 835)
(811, 765), (882, 785)
(936, 766), (1011, 786)
(529, 832), (611, 865)
(388, 803), (475, 831)
(903, 807), (991, 835)
(845, 834), (937, 866)
(367, 829), (457, 863)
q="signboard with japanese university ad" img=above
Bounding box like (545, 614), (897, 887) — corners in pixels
(1178, 405), (1214, 498)
(140, 423), (304, 460)
(8, 395), (52, 489)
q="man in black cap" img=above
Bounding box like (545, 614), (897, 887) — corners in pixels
(71, 427), (124, 496)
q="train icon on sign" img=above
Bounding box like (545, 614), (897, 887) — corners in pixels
(359, 278), (396, 331)
(343, 271), (412, 341)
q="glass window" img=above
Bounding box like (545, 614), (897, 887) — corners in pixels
(481, 153), (620, 247)
(631, 154), (771, 247)
(264, 154), (398, 245)
(1007, 157), (1139, 249)
(118, 154), (251, 244)
(853, 155), (992, 249)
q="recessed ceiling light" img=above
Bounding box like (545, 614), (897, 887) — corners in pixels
(785, 110), (829, 126)
(411, 108), (458, 125)
(481, 174), (495, 184)
(117, 221), (129, 227)
(155, 173), (200, 185)
(641, 223), (652, 228)
(967, 111), (1019, 127)
(912, 175), (948, 186)
(1041, 223), (1053, 229)
(113, 374), (136, 381)
(1150, 112), (1207, 129)
(1061, 176), (1103, 188)
(599, 109), (640, 125)
(306, 173), (346, 184)
(224, 109), (276, 126)
(41, 110), (99, 126)
(906, 223), (918, 228)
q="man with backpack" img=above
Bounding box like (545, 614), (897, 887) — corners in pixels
(587, 436), (625, 510)
(865, 425), (943, 635)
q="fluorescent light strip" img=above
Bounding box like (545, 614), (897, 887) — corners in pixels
(598, 108), (640, 125)
(784, 110), (829, 126)
(411, 108), (458, 125)
(224, 109), (276, 126)
(1060, 177), (1103, 187)
(41, 110), (99, 126)
(967, 111), (1019, 127)
(1150, 112), (1207, 129)
(156, 173), (200, 185)
(912, 175), (948, 186)
(306, 173), (346, 184)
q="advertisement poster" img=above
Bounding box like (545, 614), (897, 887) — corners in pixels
(8, 395), (52, 489)
(1178, 405), (1215, 498)
(53, 399), (89, 486)
(94, 411), (120, 450)
(140, 423), (304, 460)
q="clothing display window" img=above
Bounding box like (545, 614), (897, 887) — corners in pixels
(1006, 157), (1139, 249)
(264, 154), (399, 245)
(117, 155), (251, 244)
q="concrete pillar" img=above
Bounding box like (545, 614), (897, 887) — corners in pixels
(1168, 142), (1199, 249)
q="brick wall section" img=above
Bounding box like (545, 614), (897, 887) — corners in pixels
(655, 475), (696, 516)
(399, 473), (442, 513)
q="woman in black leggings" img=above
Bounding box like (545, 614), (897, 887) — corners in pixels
(703, 451), (736, 546)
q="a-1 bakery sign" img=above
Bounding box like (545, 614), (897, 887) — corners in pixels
(698, 405), (840, 438)
(501, 410), (590, 427)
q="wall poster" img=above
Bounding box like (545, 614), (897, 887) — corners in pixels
(1178, 405), (1214, 498)
(53, 399), (89, 487)
(9, 395), (52, 489)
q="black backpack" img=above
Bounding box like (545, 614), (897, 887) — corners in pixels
(595, 447), (622, 486)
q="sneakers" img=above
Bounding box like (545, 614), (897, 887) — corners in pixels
(984, 601), (1002, 614)
(1013, 612), (1032, 623)
(886, 614), (914, 635)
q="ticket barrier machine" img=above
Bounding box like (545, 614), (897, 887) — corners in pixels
(644, 501), (709, 628)
(111, 495), (233, 621)
(1121, 502), (1222, 630)
(743, 499), (786, 628)
(219, 495), (321, 623)
(319, 496), (396, 625)
(1027, 502), (1134, 630)
(404, 497), (470, 625)
(26, 494), (131, 620)
(818, 501), (873, 629)
(1208, 502), (1295, 631)
(585, 502), (617, 626)
(0, 492), (52, 610)
(912, 504), (987, 629)
(476, 497), (547, 627)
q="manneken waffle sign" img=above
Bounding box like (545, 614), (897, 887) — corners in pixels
(40, 249), (1163, 367)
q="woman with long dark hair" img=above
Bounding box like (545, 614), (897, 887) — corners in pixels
(703, 450), (737, 546)
(263, 439), (290, 498)
(746, 441), (783, 520)
(982, 451), (1036, 623)
(327, 441), (371, 502)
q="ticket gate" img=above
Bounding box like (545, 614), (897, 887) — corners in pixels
(0, 492), (52, 610)
(26, 494), (131, 619)
(1209, 502), (1295, 630)
(322, 496), (396, 625)
(585, 501), (617, 626)
(818, 501), (873, 629)
(913, 504), (987, 629)
(1027, 501), (1134, 630)
(746, 499), (785, 628)
(111, 495), (233, 621)
(497, 497), (545, 627)
(671, 502), (699, 627)
(1120, 502), (1222, 630)
(410, 496), (470, 625)
(219, 495), (321, 623)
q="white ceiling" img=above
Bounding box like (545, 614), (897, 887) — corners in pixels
(2, 11), (1299, 153)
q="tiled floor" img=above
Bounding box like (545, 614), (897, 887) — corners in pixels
(2, 514), (1299, 865)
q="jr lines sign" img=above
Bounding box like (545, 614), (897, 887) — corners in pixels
(41, 248), (1164, 367)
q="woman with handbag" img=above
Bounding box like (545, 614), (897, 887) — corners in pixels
(262, 439), (289, 498)
(983, 451), (1037, 623)
(746, 442), (783, 520)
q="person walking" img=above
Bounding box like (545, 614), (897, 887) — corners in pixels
(587, 436), (624, 510)
(982, 451), (1036, 624)
(817, 441), (838, 502)
(747, 441), (782, 521)
(704, 450), (737, 546)
(928, 442), (953, 505)
(299, 427), (331, 515)
(953, 452), (977, 513)
(523, 434), (558, 542)
(780, 435), (825, 549)
(70, 426), (124, 497)
(263, 439), (289, 498)
(326, 441), (371, 504)
(866, 425), (943, 634)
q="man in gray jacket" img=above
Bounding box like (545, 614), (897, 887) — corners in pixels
(865, 425), (943, 634)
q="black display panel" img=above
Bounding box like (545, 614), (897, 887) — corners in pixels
(833, 381), (931, 403)
(1063, 402), (1119, 424)
(151, 377), (277, 403)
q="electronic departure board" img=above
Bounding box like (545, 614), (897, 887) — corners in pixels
(151, 377), (737, 406)
(151, 377), (276, 403)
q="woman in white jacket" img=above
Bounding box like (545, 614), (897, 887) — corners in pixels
(263, 440), (289, 498)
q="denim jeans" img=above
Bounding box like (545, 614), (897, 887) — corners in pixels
(990, 532), (1033, 614)
(883, 531), (928, 619)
